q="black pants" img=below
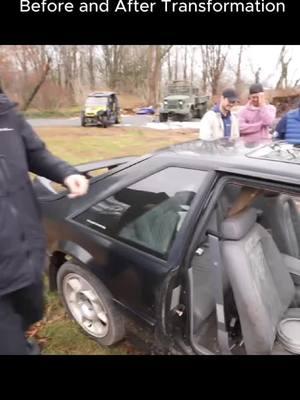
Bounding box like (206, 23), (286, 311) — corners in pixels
(0, 280), (44, 355)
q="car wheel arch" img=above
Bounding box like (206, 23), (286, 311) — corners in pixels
(48, 241), (94, 290)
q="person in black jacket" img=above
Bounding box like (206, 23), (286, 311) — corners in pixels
(0, 91), (89, 354)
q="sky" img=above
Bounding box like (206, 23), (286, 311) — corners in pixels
(242, 45), (300, 87)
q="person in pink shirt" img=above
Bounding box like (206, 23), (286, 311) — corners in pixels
(238, 83), (276, 144)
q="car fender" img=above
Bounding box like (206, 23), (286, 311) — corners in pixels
(58, 240), (94, 266)
(48, 240), (94, 290)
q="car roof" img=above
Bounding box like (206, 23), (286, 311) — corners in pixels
(153, 140), (300, 186)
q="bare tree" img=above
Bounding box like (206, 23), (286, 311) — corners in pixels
(87, 45), (95, 90)
(174, 46), (178, 81)
(0, 47), (15, 92)
(2, 45), (277, 110)
(147, 45), (172, 106)
(190, 46), (196, 86)
(235, 45), (245, 91)
(183, 46), (188, 81)
(100, 45), (125, 90)
(276, 46), (292, 89)
(255, 68), (261, 84)
(294, 78), (300, 87)
(58, 46), (76, 103)
(22, 56), (52, 111)
(167, 49), (172, 82)
(200, 46), (208, 93)
(248, 61), (262, 84)
(200, 45), (230, 95)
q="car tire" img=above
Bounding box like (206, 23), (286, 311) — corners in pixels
(102, 116), (108, 128)
(57, 261), (125, 346)
(81, 117), (86, 127)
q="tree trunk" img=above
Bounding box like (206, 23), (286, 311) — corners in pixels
(276, 46), (291, 89)
(147, 45), (156, 105)
(79, 47), (85, 85)
(255, 68), (261, 84)
(88, 45), (95, 90)
(235, 45), (244, 92)
(200, 45), (229, 95)
(174, 46), (178, 81)
(147, 45), (172, 106)
(22, 57), (52, 111)
(167, 50), (172, 82)
(200, 46), (208, 93)
(190, 46), (195, 86)
(183, 46), (188, 81)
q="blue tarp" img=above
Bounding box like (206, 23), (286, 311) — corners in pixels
(136, 106), (155, 115)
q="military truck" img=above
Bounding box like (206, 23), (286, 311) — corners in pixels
(159, 81), (209, 122)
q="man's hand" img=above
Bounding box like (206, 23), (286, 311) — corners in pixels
(64, 174), (89, 199)
(258, 92), (266, 107)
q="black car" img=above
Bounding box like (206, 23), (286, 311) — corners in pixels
(33, 139), (300, 355)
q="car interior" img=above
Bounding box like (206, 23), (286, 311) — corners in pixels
(118, 190), (195, 256)
(191, 183), (300, 355)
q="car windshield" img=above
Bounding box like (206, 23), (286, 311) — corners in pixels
(86, 97), (107, 106)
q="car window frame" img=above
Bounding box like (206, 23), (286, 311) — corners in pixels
(68, 156), (213, 217)
(68, 162), (212, 262)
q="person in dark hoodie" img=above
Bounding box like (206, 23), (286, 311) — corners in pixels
(0, 90), (89, 355)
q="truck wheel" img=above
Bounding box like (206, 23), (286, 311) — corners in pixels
(102, 116), (108, 128)
(57, 262), (125, 346)
(187, 109), (194, 120)
(159, 113), (168, 122)
(97, 113), (109, 128)
(198, 110), (205, 119)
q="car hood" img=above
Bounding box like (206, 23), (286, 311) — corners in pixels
(84, 105), (106, 114)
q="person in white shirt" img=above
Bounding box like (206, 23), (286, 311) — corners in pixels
(199, 88), (240, 141)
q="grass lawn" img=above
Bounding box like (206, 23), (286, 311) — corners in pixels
(30, 125), (197, 355)
(24, 106), (82, 119)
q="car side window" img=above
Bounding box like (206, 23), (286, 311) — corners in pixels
(74, 168), (207, 258)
